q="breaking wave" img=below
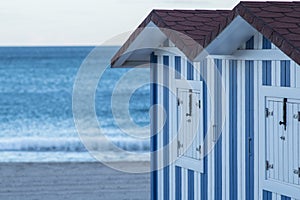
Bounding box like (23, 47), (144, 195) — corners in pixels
(0, 137), (150, 152)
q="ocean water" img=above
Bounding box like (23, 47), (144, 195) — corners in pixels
(0, 46), (150, 162)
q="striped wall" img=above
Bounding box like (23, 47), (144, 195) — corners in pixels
(151, 52), (210, 200)
(150, 32), (300, 200)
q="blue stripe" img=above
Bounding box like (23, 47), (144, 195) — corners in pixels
(200, 61), (208, 200)
(246, 36), (254, 49)
(163, 55), (169, 200)
(175, 166), (182, 200)
(229, 60), (238, 200)
(281, 195), (291, 200)
(214, 59), (222, 200)
(175, 56), (181, 79)
(281, 61), (286, 87)
(150, 53), (158, 200)
(262, 61), (272, 86)
(263, 36), (272, 49)
(187, 61), (194, 80)
(280, 60), (291, 87)
(286, 60), (290, 87)
(188, 170), (194, 200)
(263, 190), (272, 200)
(245, 60), (254, 200)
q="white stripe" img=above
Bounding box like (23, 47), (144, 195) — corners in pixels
(169, 55), (175, 200)
(237, 60), (245, 200)
(194, 172), (200, 200)
(295, 62), (300, 88)
(290, 60), (296, 88)
(275, 60), (281, 87)
(277, 193), (281, 200)
(207, 58), (214, 200)
(193, 61), (200, 81)
(253, 60), (260, 200)
(272, 192), (277, 200)
(271, 60), (276, 87)
(182, 56), (187, 80)
(222, 59), (228, 200)
(156, 54), (164, 200)
(182, 168), (188, 200)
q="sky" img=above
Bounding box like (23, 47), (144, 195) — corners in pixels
(0, 0), (280, 46)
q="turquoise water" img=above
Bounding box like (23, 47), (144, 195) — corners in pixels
(0, 46), (150, 162)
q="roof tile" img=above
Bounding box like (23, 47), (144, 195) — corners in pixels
(261, 6), (294, 13)
(269, 21), (298, 29)
(112, 1), (300, 67)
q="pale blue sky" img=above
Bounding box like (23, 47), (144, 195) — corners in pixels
(0, 0), (275, 46)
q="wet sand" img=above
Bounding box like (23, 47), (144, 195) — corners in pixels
(0, 162), (150, 200)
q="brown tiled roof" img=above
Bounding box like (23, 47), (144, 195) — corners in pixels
(111, 9), (231, 66)
(111, 1), (300, 67)
(232, 1), (300, 64)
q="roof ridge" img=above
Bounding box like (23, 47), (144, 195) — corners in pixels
(150, 10), (172, 29)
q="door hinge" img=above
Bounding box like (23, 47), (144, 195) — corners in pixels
(177, 140), (183, 149)
(293, 111), (300, 122)
(266, 160), (274, 171)
(265, 108), (273, 118)
(195, 100), (201, 109)
(196, 145), (201, 154)
(293, 167), (300, 178)
(177, 98), (182, 106)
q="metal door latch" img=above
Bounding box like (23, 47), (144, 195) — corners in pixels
(266, 160), (274, 171)
(279, 98), (287, 130)
(186, 93), (192, 116)
(280, 136), (286, 141)
(293, 168), (300, 178)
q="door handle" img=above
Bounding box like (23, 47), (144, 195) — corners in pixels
(279, 98), (287, 130)
(186, 91), (192, 117)
(248, 137), (252, 155)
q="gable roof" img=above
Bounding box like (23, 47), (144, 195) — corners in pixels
(111, 1), (300, 67)
(111, 9), (230, 67)
(230, 1), (300, 64)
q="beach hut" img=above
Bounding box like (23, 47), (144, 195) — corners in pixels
(111, 1), (300, 199)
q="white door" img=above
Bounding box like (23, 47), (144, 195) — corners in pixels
(259, 87), (300, 198)
(265, 97), (300, 185)
(175, 80), (203, 173)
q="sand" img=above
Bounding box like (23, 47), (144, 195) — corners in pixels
(0, 162), (150, 200)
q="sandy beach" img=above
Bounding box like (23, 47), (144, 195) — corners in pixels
(0, 162), (150, 200)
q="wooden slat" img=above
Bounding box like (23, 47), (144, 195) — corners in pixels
(295, 104), (300, 185)
(157, 55), (164, 200)
(287, 102), (294, 184)
(274, 100), (280, 181)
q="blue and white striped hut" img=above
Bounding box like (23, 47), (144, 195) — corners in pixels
(111, 1), (300, 199)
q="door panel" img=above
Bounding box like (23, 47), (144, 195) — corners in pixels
(265, 97), (300, 186)
(175, 81), (203, 173)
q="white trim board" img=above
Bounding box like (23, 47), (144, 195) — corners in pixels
(207, 50), (290, 61)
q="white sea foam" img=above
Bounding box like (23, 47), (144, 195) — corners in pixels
(0, 137), (150, 152)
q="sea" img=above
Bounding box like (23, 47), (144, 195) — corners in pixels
(0, 46), (150, 162)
